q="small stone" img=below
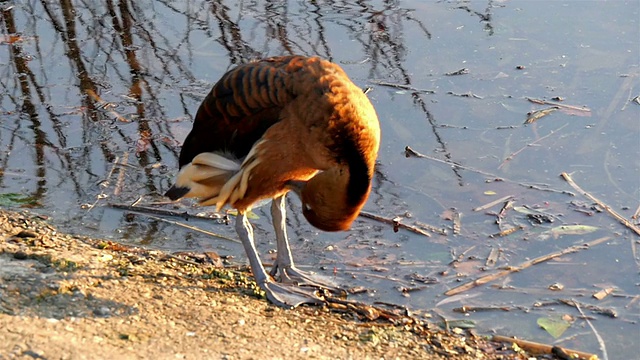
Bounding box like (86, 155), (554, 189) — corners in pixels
(13, 251), (28, 260)
(93, 307), (111, 317)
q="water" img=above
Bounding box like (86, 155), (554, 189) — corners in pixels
(1, 1), (639, 358)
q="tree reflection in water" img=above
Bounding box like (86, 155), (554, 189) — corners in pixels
(2, 1), (485, 246)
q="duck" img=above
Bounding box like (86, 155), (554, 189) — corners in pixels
(165, 55), (380, 307)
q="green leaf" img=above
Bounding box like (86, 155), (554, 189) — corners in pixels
(537, 316), (571, 338)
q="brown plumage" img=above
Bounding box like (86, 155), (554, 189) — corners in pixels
(166, 55), (380, 307)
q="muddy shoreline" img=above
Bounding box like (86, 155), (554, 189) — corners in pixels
(0, 209), (528, 359)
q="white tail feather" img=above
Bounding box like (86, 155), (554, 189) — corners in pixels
(173, 141), (265, 212)
(192, 152), (241, 171)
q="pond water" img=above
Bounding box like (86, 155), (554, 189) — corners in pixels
(1, 1), (639, 358)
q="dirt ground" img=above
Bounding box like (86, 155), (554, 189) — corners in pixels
(0, 209), (531, 360)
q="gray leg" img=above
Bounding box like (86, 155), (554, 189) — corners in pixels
(270, 195), (295, 272)
(268, 196), (341, 291)
(235, 211), (323, 308)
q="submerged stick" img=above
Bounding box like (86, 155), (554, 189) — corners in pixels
(108, 203), (237, 243)
(492, 335), (599, 360)
(573, 300), (609, 360)
(369, 80), (436, 94)
(359, 211), (431, 237)
(526, 97), (592, 113)
(134, 212), (240, 243)
(444, 236), (610, 296)
(405, 146), (574, 196)
(498, 123), (569, 169)
(472, 195), (514, 212)
(109, 203), (226, 223)
(560, 172), (640, 236)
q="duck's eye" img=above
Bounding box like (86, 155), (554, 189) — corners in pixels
(304, 203), (312, 211)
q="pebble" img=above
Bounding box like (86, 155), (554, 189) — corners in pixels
(13, 251), (28, 260)
(93, 307), (111, 317)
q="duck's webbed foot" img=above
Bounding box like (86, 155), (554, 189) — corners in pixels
(237, 211), (327, 308)
(260, 280), (325, 308)
(269, 196), (346, 295)
(269, 263), (344, 295)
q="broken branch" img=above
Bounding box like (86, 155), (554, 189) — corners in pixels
(560, 172), (640, 236)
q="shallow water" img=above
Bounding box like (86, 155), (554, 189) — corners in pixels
(1, 1), (639, 358)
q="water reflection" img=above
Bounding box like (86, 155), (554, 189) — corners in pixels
(1, 1), (435, 206)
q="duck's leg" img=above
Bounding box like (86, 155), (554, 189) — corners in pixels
(269, 195), (342, 292)
(235, 211), (323, 308)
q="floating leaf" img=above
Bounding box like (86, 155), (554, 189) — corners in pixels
(547, 225), (598, 237)
(537, 316), (572, 338)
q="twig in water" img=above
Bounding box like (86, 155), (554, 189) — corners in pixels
(114, 208), (239, 243)
(498, 123), (568, 169)
(560, 172), (640, 237)
(413, 221), (448, 236)
(446, 91), (483, 99)
(444, 68), (469, 76)
(359, 211), (431, 237)
(491, 335), (599, 360)
(485, 248), (500, 267)
(369, 80), (435, 94)
(573, 299), (609, 360)
(444, 236), (610, 296)
(489, 225), (524, 238)
(472, 195), (514, 212)
(109, 203), (226, 223)
(405, 146), (574, 196)
(526, 97), (591, 114)
(449, 245), (476, 266)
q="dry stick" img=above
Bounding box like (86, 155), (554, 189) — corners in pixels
(369, 79), (436, 94)
(359, 210), (431, 237)
(526, 97), (592, 113)
(405, 146), (575, 196)
(472, 195), (514, 212)
(573, 299), (609, 360)
(444, 236), (610, 296)
(498, 123), (569, 170)
(108, 203), (226, 223)
(491, 335), (598, 360)
(560, 172), (640, 237)
(117, 208), (239, 243)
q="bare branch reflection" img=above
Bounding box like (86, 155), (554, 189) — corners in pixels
(0, 0), (491, 243)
